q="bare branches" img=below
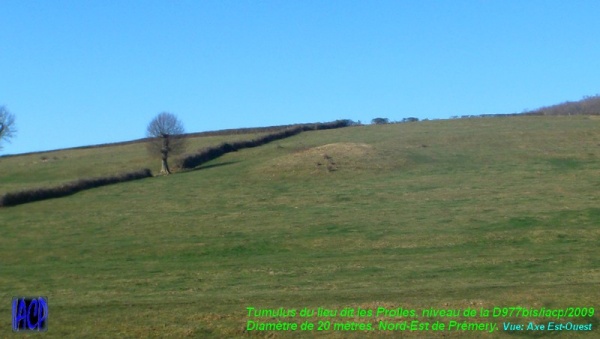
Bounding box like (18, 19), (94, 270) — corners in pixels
(147, 112), (184, 138)
(0, 106), (17, 150)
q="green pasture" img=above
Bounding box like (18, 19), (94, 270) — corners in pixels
(1, 116), (599, 337)
(0, 132), (270, 194)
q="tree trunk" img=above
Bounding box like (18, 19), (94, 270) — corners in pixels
(160, 135), (171, 175)
(160, 157), (171, 175)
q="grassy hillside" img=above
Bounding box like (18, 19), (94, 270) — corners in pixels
(1, 116), (599, 337)
(0, 132), (270, 194)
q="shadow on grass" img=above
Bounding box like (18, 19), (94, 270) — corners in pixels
(184, 161), (240, 173)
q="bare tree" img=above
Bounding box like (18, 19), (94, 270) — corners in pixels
(146, 112), (186, 175)
(0, 106), (17, 151)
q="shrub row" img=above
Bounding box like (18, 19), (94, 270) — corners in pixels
(2, 120), (355, 159)
(0, 168), (153, 207)
(177, 120), (353, 170)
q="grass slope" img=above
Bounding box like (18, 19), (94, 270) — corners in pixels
(1, 116), (599, 337)
(0, 132), (271, 194)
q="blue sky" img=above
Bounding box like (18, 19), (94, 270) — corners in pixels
(1, 0), (599, 154)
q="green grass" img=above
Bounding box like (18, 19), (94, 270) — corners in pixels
(0, 116), (599, 337)
(0, 132), (270, 194)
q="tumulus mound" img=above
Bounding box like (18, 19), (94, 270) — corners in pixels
(258, 142), (377, 176)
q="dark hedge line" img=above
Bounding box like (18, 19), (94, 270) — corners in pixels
(1, 121), (350, 158)
(0, 168), (153, 207)
(177, 120), (353, 170)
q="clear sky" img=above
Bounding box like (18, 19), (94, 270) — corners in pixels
(1, 0), (599, 155)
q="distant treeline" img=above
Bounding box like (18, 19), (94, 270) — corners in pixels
(524, 95), (600, 116)
(367, 95), (600, 124)
(177, 120), (354, 170)
(452, 95), (600, 119)
(0, 169), (152, 207)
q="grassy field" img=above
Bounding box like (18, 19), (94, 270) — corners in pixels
(1, 116), (599, 337)
(0, 132), (274, 194)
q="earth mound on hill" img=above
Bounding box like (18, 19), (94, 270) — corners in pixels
(259, 142), (378, 176)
